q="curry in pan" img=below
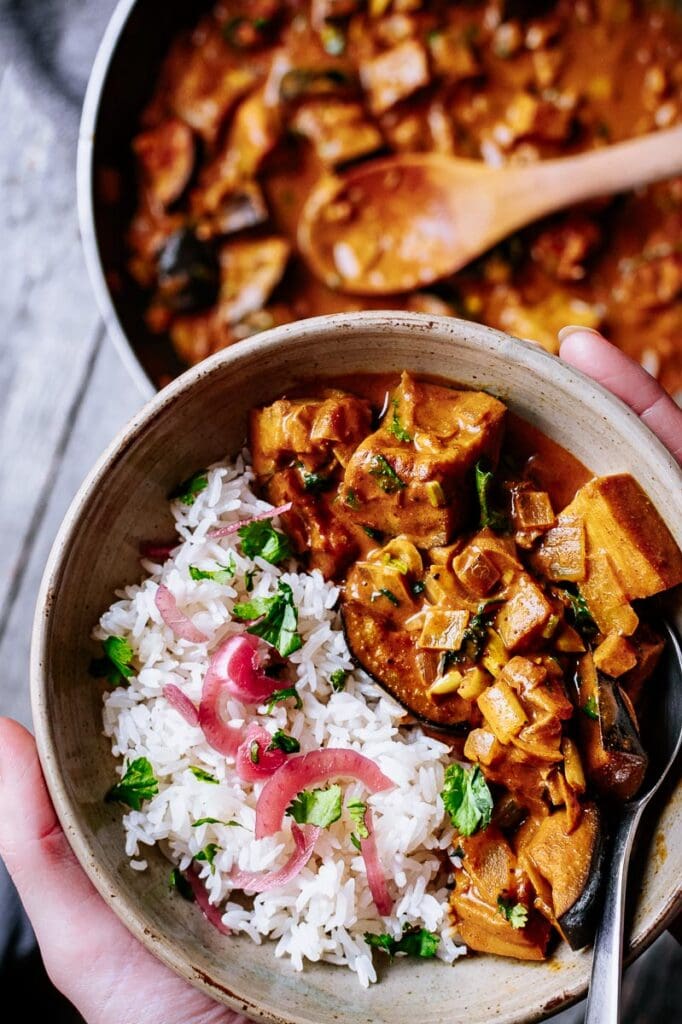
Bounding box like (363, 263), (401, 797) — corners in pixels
(126, 0), (682, 393)
(248, 371), (682, 959)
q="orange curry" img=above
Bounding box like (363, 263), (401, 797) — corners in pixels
(128, 0), (682, 394)
(248, 372), (682, 958)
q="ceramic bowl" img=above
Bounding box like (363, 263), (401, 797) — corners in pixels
(31, 312), (682, 1024)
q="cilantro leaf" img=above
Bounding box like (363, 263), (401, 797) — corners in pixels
(369, 454), (405, 494)
(330, 669), (348, 692)
(558, 584), (598, 641)
(388, 399), (412, 443)
(347, 799), (369, 840)
(371, 587), (400, 607)
(286, 784), (343, 828)
(170, 471), (208, 507)
(106, 757), (158, 810)
(245, 569), (256, 592)
(90, 635), (135, 686)
(497, 896), (528, 930)
(169, 868), (195, 901)
(582, 695), (599, 720)
(189, 766), (219, 784)
(233, 581), (302, 658)
(474, 460), (508, 531)
(194, 843), (220, 871)
(189, 559), (235, 583)
(267, 729), (300, 754)
(192, 817), (244, 828)
(238, 520), (292, 565)
(264, 685), (303, 714)
(364, 926), (440, 959)
(298, 467), (331, 493)
(362, 525), (383, 540)
(441, 763), (493, 837)
(344, 489), (360, 510)
(350, 833), (362, 851)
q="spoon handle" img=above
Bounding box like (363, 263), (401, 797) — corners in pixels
(509, 124), (682, 219)
(584, 804), (644, 1024)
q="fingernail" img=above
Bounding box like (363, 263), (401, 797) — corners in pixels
(558, 325), (601, 343)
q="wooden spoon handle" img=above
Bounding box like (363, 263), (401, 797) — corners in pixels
(503, 124), (682, 219)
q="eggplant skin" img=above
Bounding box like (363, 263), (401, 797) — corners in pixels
(340, 603), (470, 734)
(558, 808), (609, 950)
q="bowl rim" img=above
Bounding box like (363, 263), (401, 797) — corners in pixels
(30, 311), (682, 1023)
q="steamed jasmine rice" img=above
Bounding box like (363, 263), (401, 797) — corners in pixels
(96, 453), (466, 986)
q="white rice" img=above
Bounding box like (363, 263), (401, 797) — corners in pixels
(97, 453), (466, 985)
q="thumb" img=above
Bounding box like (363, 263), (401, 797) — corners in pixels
(558, 328), (682, 464)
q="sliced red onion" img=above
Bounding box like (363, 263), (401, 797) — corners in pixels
(359, 808), (393, 917)
(211, 634), (274, 704)
(198, 664), (246, 757)
(155, 584), (208, 644)
(235, 724), (287, 782)
(207, 502), (292, 539)
(140, 539), (177, 561)
(255, 749), (394, 840)
(186, 868), (231, 935)
(163, 683), (199, 727)
(227, 824), (320, 894)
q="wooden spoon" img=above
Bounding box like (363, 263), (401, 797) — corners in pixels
(297, 125), (682, 295)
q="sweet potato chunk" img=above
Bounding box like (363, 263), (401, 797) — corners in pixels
(342, 373), (506, 547)
(495, 575), (553, 652)
(593, 635), (637, 678)
(531, 516), (586, 582)
(290, 100), (384, 166)
(580, 551), (639, 637)
(360, 40), (430, 115)
(560, 475), (682, 600)
(417, 609), (470, 650)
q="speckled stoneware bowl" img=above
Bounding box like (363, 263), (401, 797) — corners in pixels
(31, 312), (682, 1024)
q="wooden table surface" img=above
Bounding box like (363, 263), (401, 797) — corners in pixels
(0, 2), (679, 1021)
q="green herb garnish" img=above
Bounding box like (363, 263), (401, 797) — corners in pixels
(300, 469), (331, 493)
(497, 896), (528, 930)
(192, 817), (244, 828)
(347, 799), (369, 840)
(189, 559), (235, 583)
(90, 635), (135, 686)
(370, 454), (405, 494)
(330, 669), (348, 692)
(245, 569), (256, 592)
(364, 926), (440, 959)
(412, 580), (426, 596)
(345, 488), (360, 510)
(238, 520), (291, 566)
(559, 584), (598, 641)
(372, 587), (401, 607)
(264, 686), (303, 714)
(582, 695), (599, 721)
(106, 757), (158, 810)
(475, 460), (508, 531)
(388, 399), (412, 443)
(233, 580), (302, 657)
(441, 763), (493, 837)
(169, 868), (194, 901)
(170, 471), (208, 507)
(286, 784), (343, 828)
(362, 525), (383, 541)
(267, 729), (301, 754)
(194, 843), (220, 871)
(189, 766), (219, 784)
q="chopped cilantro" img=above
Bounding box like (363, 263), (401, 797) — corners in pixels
(559, 584), (598, 641)
(169, 868), (194, 901)
(441, 763), (493, 837)
(90, 635), (135, 686)
(345, 488), (360, 510)
(371, 587), (400, 607)
(370, 454), (405, 494)
(388, 399), (412, 443)
(364, 926), (440, 959)
(267, 729), (301, 754)
(194, 843), (220, 871)
(299, 468), (331, 493)
(233, 580), (302, 658)
(350, 833), (362, 851)
(582, 695), (599, 721)
(189, 766), (219, 784)
(264, 685), (303, 714)
(238, 520), (291, 566)
(106, 757), (158, 810)
(330, 669), (348, 692)
(363, 525), (383, 541)
(189, 559), (235, 583)
(286, 784), (343, 829)
(192, 817), (244, 829)
(170, 471), (208, 507)
(411, 579), (426, 596)
(497, 896), (528, 930)
(475, 460), (508, 531)
(347, 799), (369, 840)
(245, 569), (256, 592)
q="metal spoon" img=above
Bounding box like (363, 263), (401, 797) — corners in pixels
(297, 124), (682, 295)
(585, 620), (682, 1024)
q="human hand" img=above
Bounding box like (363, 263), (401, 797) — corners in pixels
(558, 326), (682, 463)
(0, 717), (250, 1024)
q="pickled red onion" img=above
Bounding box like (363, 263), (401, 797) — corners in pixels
(155, 585), (208, 643)
(359, 808), (393, 917)
(207, 502), (292, 538)
(226, 824), (319, 894)
(186, 868), (231, 935)
(255, 749), (394, 839)
(235, 724), (287, 782)
(139, 539), (176, 561)
(211, 634), (274, 704)
(163, 683), (199, 726)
